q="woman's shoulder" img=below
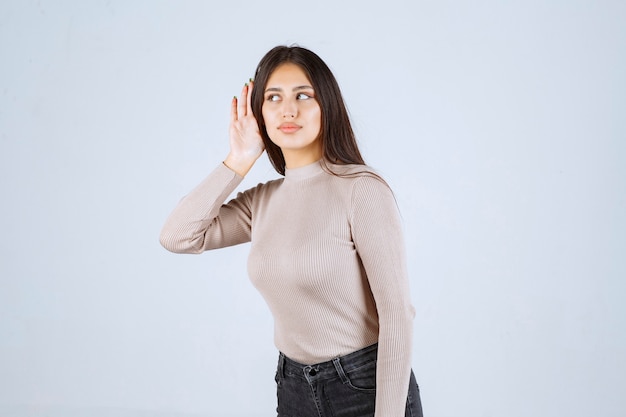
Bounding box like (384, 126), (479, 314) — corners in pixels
(251, 176), (284, 191)
(236, 176), (284, 202)
(325, 162), (390, 188)
(326, 162), (380, 178)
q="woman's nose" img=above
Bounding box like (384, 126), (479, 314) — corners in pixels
(282, 100), (297, 118)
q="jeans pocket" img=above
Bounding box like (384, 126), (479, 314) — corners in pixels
(343, 360), (377, 393)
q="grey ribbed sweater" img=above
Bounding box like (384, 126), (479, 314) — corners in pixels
(160, 160), (415, 417)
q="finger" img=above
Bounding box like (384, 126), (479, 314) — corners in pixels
(246, 80), (254, 116)
(230, 96), (238, 123)
(238, 83), (248, 117)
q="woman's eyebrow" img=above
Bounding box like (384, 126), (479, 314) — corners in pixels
(264, 85), (314, 93)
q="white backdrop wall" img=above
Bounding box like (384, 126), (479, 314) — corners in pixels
(1, 1), (624, 416)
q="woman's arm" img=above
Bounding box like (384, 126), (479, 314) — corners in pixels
(159, 164), (252, 253)
(160, 81), (265, 254)
(350, 175), (415, 417)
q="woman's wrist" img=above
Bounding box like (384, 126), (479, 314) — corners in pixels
(223, 153), (257, 177)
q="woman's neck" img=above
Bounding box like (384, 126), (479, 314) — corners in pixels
(282, 147), (323, 170)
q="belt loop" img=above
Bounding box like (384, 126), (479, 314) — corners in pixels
(332, 357), (349, 384)
(278, 352), (286, 378)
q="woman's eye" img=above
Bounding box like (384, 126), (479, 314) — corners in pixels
(266, 95), (280, 102)
(297, 93), (312, 100)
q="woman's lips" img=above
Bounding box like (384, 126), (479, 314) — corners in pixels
(278, 122), (301, 133)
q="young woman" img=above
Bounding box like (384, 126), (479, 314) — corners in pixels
(160, 45), (423, 417)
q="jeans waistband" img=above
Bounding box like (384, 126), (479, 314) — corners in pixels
(278, 343), (378, 382)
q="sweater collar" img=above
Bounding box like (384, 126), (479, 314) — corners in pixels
(284, 159), (325, 181)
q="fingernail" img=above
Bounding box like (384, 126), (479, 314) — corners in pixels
(249, 78), (254, 83)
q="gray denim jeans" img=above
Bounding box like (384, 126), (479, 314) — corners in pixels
(275, 343), (423, 417)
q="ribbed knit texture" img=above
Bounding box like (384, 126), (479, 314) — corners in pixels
(160, 160), (415, 417)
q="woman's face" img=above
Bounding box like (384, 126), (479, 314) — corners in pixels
(261, 63), (322, 168)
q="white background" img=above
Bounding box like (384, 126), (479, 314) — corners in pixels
(1, 1), (624, 416)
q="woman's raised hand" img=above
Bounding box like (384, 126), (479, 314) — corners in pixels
(224, 80), (265, 177)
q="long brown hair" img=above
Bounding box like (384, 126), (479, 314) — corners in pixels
(250, 46), (365, 175)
